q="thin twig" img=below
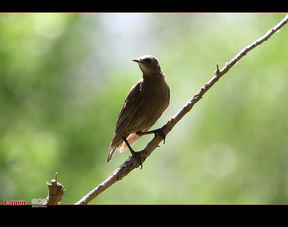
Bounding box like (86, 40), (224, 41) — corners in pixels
(75, 15), (288, 205)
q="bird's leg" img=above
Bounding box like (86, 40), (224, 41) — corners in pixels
(122, 137), (143, 169)
(136, 127), (166, 144)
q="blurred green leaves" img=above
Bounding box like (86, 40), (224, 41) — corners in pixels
(0, 13), (288, 204)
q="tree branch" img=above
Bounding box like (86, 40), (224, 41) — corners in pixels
(44, 172), (65, 205)
(75, 14), (288, 205)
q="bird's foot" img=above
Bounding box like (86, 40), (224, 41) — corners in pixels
(153, 127), (166, 144)
(122, 136), (143, 169)
(130, 150), (143, 169)
(136, 127), (166, 144)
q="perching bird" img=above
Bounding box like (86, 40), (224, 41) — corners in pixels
(107, 55), (170, 163)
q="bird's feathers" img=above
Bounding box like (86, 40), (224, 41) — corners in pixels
(107, 81), (144, 162)
(107, 55), (170, 162)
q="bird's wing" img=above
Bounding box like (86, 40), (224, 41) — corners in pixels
(107, 80), (143, 162)
(115, 81), (143, 131)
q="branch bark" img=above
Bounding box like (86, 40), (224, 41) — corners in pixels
(75, 15), (288, 205)
(44, 173), (65, 205)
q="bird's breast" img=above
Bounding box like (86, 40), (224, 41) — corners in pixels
(129, 78), (169, 131)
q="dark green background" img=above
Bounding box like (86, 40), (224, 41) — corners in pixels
(1, 13), (288, 204)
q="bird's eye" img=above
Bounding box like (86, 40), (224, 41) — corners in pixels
(143, 58), (152, 63)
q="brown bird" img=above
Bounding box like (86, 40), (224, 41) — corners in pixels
(107, 55), (170, 163)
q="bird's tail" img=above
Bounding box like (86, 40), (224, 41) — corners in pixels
(107, 146), (117, 163)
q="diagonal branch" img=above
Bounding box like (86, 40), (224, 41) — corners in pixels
(75, 14), (288, 205)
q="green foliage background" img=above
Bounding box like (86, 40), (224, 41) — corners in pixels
(1, 13), (288, 204)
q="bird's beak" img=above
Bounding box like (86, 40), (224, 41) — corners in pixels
(132, 58), (141, 63)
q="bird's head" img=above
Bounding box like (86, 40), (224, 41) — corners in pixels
(132, 55), (161, 75)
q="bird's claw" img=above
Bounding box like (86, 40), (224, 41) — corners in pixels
(123, 136), (143, 169)
(130, 151), (143, 169)
(153, 127), (166, 144)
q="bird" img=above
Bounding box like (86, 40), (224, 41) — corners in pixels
(107, 55), (170, 163)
